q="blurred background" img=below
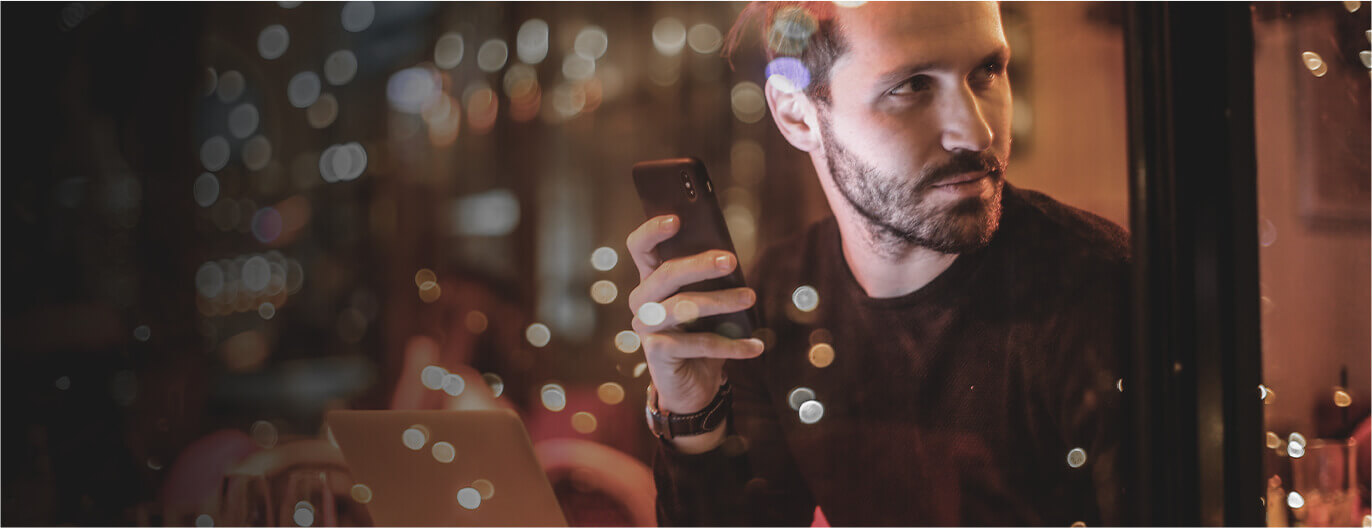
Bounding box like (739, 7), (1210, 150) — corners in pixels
(0, 1), (1364, 526)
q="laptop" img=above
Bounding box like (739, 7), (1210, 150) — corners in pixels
(327, 410), (568, 527)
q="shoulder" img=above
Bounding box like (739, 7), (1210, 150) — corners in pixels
(1000, 183), (1131, 267)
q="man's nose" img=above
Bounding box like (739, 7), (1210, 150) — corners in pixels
(938, 84), (995, 153)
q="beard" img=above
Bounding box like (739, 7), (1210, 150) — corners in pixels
(820, 114), (1006, 255)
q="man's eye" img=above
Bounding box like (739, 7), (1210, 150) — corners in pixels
(889, 75), (932, 95)
(972, 62), (1004, 84)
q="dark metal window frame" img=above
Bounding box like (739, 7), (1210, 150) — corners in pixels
(1123, 3), (1264, 525)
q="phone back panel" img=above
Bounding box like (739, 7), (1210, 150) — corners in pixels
(632, 157), (756, 339)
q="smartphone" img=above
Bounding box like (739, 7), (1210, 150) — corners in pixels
(632, 157), (757, 339)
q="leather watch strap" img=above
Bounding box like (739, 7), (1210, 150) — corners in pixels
(646, 382), (731, 440)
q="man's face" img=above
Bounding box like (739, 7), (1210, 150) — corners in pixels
(818, 2), (1012, 254)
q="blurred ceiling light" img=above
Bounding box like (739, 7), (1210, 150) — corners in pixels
(258, 25), (290, 60)
(341, 1), (375, 32)
(288, 71), (322, 108)
(516, 19), (550, 64)
(477, 39), (510, 72)
(324, 50), (358, 86)
(574, 26), (608, 60)
(464, 83), (498, 134)
(652, 18), (687, 56)
(434, 32), (465, 69)
(687, 24), (722, 54)
(449, 189), (520, 236)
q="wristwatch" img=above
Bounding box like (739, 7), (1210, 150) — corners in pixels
(645, 381), (732, 440)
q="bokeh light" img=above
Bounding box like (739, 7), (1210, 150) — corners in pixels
(591, 247), (618, 271)
(431, 441), (456, 463)
(288, 72), (322, 108)
(590, 280), (618, 304)
(798, 399), (824, 424)
(541, 383), (567, 411)
(466, 311), (489, 334)
(1067, 447), (1087, 468)
(242, 256), (271, 292)
(787, 387), (816, 410)
(194, 173), (220, 207)
(1301, 51), (1328, 77)
(688, 24), (722, 54)
(196, 514), (214, 527)
(526, 323), (551, 347)
(808, 343), (835, 368)
(217, 70), (245, 103)
(637, 302), (666, 326)
(229, 103), (260, 139)
(340, 1), (375, 32)
(767, 6), (817, 55)
(402, 425), (428, 450)
(421, 365), (447, 390)
(456, 487), (481, 510)
(257, 302), (276, 319)
(766, 57), (811, 92)
(792, 285), (820, 312)
(434, 32), (465, 69)
(731, 82), (766, 123)
(1334, 388), (1353, 407)
(597, 382), (625, 405)
(307, 93), (339, 128)
(516, 19), (550, 64)
(1287, 490), (1304, 509)
(472, 479), (495, 500)
(614, 330), (640, 353)
(387, 67), (441, 114)
(563, 54), (596, 81)
(482, 372), (504, 397)
(571, 411), (598, 434)
(573, 26), (609, 60)
(324, 50), (358, 86)
(242, 135), (272, 171)
(441, 373), (465, 396)
(350, 484), (373, 504)
(418, 281), (441, 303)
(652, 18), (687, 56)
(257, 25), (289, 60)
(477, 39), (509, 72)
(251, 420), (279, 449)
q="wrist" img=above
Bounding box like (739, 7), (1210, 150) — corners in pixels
(646, 381), (731, 441)
(668, 421), (728, 454)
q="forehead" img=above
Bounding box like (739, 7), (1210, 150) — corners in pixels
(831, 2), (1006, 76)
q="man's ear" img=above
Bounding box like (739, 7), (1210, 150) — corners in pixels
(765, 76), (822, 153)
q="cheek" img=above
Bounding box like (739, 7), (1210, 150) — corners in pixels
(831, 106), (940, 173)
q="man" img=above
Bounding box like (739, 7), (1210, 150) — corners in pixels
(626, 2), (1129, 525)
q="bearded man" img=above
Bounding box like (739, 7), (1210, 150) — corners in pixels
(625, 2), (1130, 525)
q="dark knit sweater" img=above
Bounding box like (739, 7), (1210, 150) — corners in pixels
(653, 183), (1131, 526)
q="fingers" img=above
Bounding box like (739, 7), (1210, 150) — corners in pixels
(630, 288), (756, 333)
(642, 331), (765, 361)
(626, 215), (679, 279)
(628, 250), (738, 312)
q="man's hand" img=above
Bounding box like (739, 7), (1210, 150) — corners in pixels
(626, 214), (764, 453)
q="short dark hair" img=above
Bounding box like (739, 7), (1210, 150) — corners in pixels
(722, 2), (848, 104)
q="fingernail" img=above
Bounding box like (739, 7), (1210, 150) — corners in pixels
(662, 216), (678, 230)
(745, 338), (765, 352)
(715, 255), (733, 271)
(742, 289), (756, 303)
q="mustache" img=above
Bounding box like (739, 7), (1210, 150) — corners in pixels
(917, 151), (1006, 190)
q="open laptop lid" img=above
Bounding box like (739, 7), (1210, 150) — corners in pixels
(326, 410), (567, 527)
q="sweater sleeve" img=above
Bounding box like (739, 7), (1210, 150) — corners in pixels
(652, 344), (817, 526)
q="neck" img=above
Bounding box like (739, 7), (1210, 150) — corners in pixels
(832, 208), (960, 299)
